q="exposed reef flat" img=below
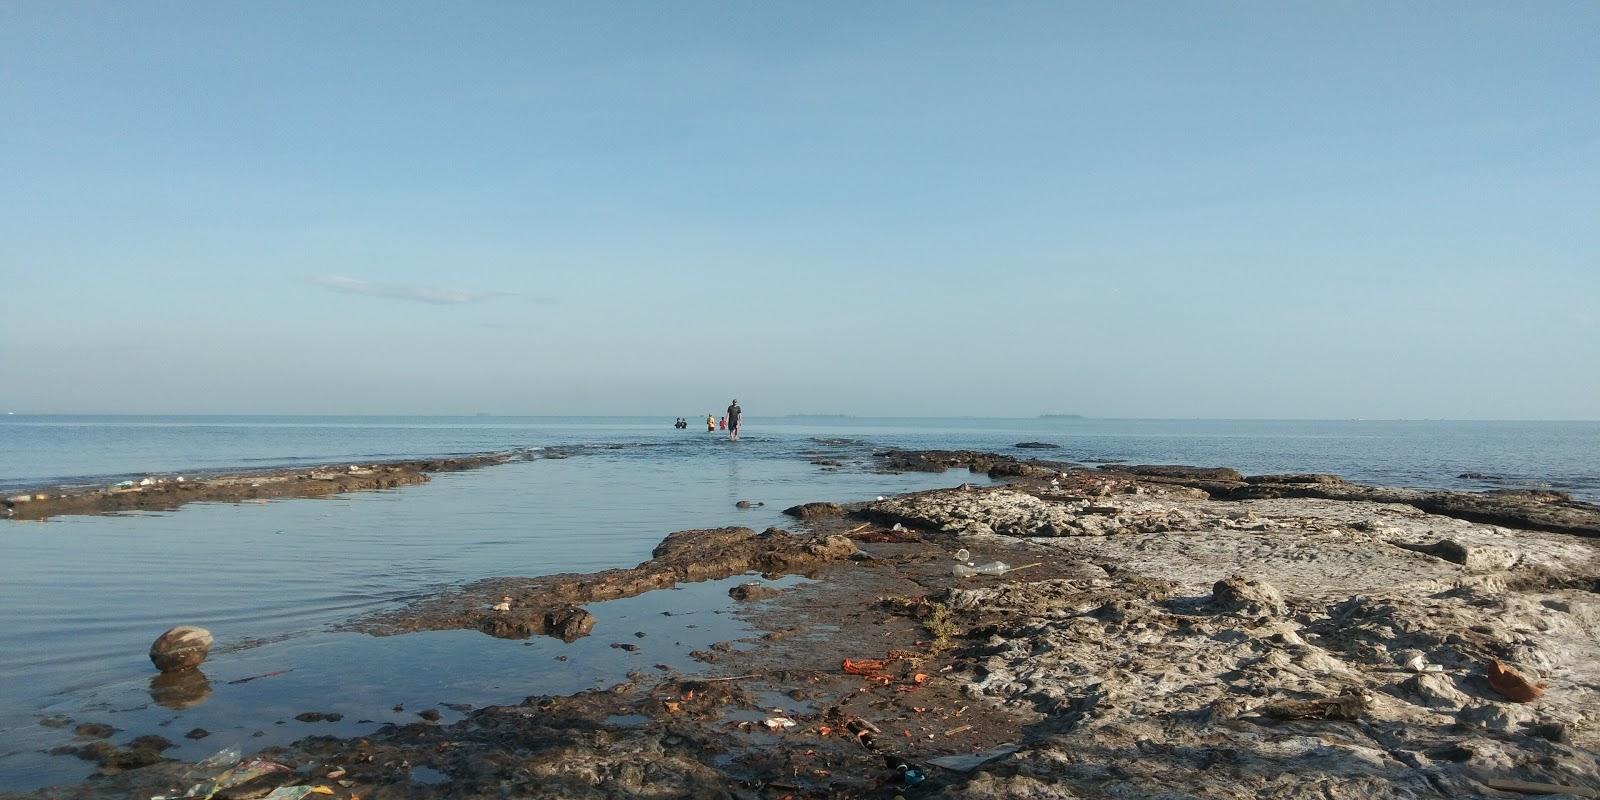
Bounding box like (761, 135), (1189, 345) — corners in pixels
(12, 451), (1600, 799)
(1, 451), (532, 520)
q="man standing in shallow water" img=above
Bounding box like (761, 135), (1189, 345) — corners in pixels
(727, 399), (742, 441)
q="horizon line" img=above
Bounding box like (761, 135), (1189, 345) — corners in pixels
(2, 413), (1597, 424)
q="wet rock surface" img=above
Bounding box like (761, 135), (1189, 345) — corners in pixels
(349, 526), (860, 640)
(781, 501), (844, 519)
(876, 449), (1080, 478)
(148, 626), (212, 673)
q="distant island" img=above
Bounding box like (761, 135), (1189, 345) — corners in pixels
(1039, 413), (1085, 419)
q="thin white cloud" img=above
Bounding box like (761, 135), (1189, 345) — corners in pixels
(310, 274), (504, 305)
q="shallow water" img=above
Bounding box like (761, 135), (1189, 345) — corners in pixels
(4, 416), (1598, 500)
(1, 416), (1597, 788)
(0, 449), (987, 788)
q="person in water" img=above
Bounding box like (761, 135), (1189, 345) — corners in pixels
(718, 416), (726, 431)
(706, 414), (716, 432)
(727, 399), (742, 441)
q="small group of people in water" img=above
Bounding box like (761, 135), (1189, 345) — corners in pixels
(673, 399), (742, 440)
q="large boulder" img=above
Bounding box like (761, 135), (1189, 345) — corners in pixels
(148, 626), (212, 673)
(783, 502), (844, 520)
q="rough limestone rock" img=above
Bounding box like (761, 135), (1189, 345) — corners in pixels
(781, 501), (843, 519)
(1402, 672), (1470, 710)
(1393, 538), (1519, 571)
(148, 626), (212, 673)
(546, 607), (597, 642)
(867, 488), (1098, 537)
(1209, 576), (1287, 616)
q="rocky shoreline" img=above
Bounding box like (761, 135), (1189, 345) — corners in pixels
(0, 451), (532, 520)
(9, 451), (1600, 799)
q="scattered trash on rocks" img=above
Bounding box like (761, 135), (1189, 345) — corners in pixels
(1259, 691), (1368, 721)
(262, 787), (334, 800)
(1486, 659), (1546, 702)
(926, 742), (1021, 772)
(152, 750), (292, 800)
(952, 560), (1009, 577)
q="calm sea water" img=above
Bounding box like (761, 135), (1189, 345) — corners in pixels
(0, 416), (1596, 789)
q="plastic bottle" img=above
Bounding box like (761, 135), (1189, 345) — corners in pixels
(953, 560), (1009, 577)
(953, 548), (970, 562)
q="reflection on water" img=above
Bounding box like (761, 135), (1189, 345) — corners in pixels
(148, 670), (212, 710)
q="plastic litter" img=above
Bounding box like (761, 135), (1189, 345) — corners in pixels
(842, 658), (889, 676)
(195, 745), (242, 770)
(263, 788), (335, 800)
(1402, 654), (1443, 673)
(953, 548), (970, 562)
(763, 716), (797, 730)
(926, 743), (1022, 772)
(952, 561), (1009, 578)
(1486, 659), (1545, 703)
(161, 756), (292, 800)
(891, 522), (904, 531)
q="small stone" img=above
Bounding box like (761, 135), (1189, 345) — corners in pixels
(1402, 673), (1468, 710)
(1528, 720), (1570, 743)
(729, 583), (781, 601)
(418, 709), (441, 722)
(148, 626), (213, 672)
(610, 642), (640, 652)
(126, 735), (175, 751)
(73, 723), (115, 739)
(101, 746), (168, 770)
(184, 728), (210, 740)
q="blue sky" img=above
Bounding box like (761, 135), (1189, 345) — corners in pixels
(1, 2), (1596, 418)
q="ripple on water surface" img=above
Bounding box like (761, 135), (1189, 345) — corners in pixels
(0, 453), (987, 789)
